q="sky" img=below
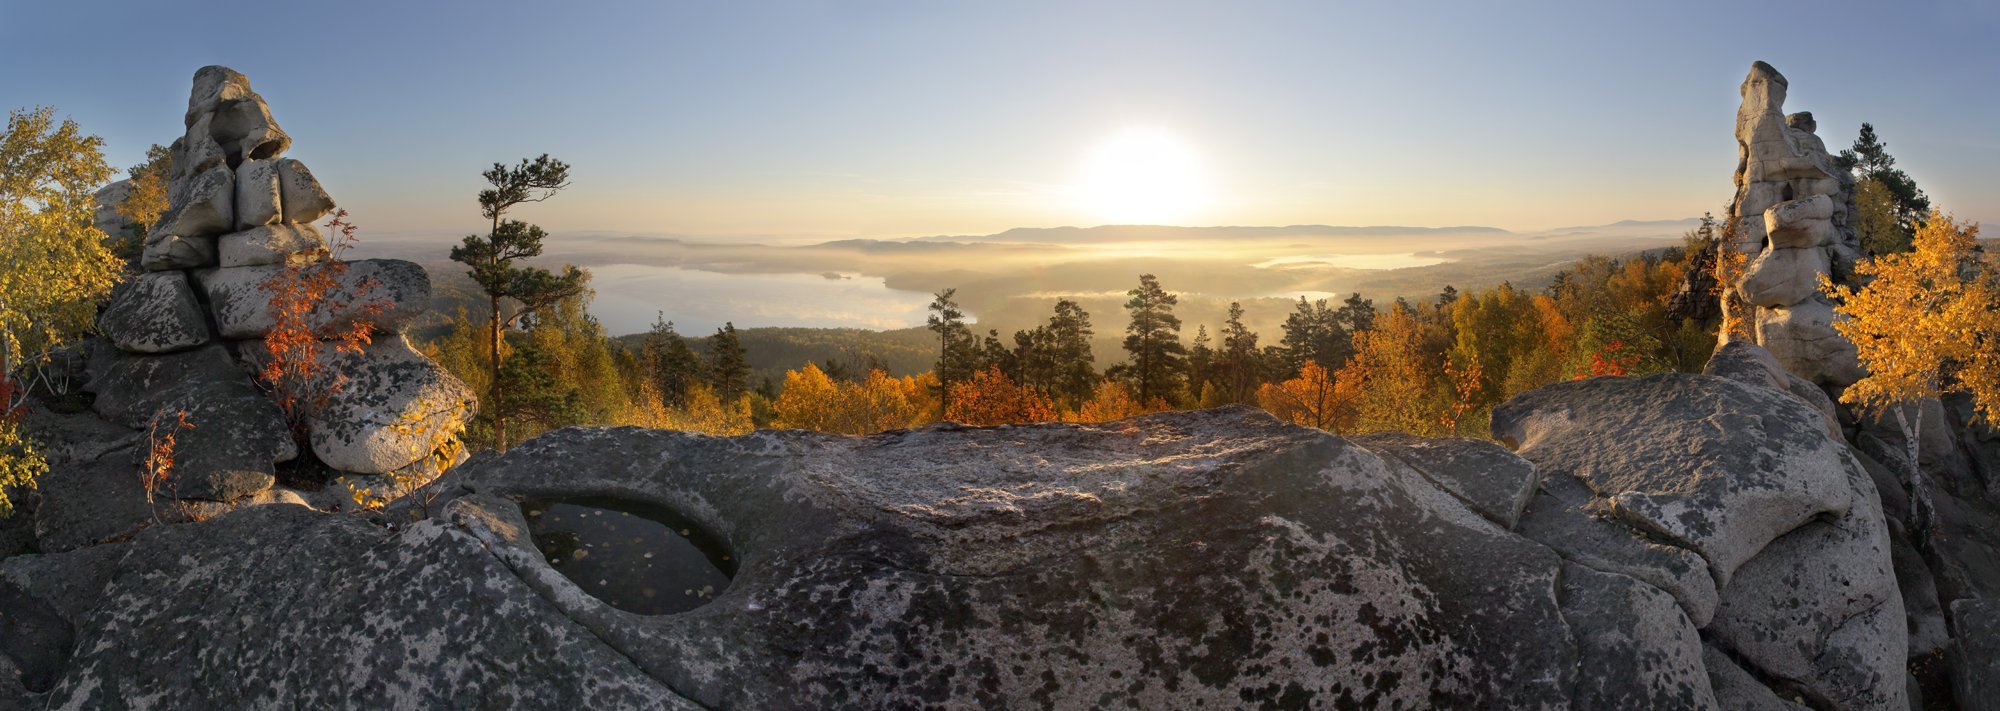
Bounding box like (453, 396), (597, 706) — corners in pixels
(4, 0), (1997, 241)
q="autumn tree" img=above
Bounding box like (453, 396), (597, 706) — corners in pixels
(448, 154), (587, 450)
(110, 143), (171, 258)
(1121, 274), (1187, 404)
(0, 107), (121, 513)
(946, 365), (1056, 426)
(1826, 211), (2000, 534)
(256, 210), (384, 444)
(707, 322), (750, 402)
(1256, 360), (1357, 433)
(1853, 177), (1907, 256)
(1337, 304), (1443, 435)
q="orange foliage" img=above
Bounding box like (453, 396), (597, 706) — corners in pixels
(257, 210), (385, 440)
(946, 366), (1057, 426)
(1068, 379), (1166, 423)
(142, 408), (193, 512)
(1256, 360), (1356, 432)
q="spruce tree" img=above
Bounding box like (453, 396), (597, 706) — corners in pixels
(707, 322), (751, 402)
(449, 154), (587, 449)
(1121, 274), (1187, 404)
(642, 312), (702, 406)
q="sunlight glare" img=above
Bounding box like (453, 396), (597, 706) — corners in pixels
(1078, 127), (1209, 225)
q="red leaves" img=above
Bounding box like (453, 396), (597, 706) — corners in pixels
(256, 210), (389, 440)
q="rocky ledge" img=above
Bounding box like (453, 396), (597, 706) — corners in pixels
(0, 347), (1931, 709)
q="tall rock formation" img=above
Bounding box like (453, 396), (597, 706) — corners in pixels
(73, 66), (473, 515)
(1724, 61), (1864, 387)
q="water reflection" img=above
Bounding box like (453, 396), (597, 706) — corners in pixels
(521, 497), (736, 615)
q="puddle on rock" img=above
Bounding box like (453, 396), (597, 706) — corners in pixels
(520, 497), (736, 615)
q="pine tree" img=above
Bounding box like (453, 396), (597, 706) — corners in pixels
(448, 154), (587, 450)
(1121, 274), (1187, 404)
(1837, 123), (1930, 237)
(927, 289), (977, 413)
(707, 322), (751, 402)
(1048, 300), (1096, 402)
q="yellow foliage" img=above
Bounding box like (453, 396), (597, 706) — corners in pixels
(620, 382), (754, 436)
(1827, 211), (2000, 424)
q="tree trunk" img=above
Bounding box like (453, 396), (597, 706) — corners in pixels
(1895, 402), (1934, 538)
(490, 295), (506, 451)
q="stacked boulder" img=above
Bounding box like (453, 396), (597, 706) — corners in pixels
(1724, 61), (1865, 387)
(85, 66), (473, 507)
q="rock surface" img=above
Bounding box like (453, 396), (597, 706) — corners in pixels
(95, 271), (209, 354)
(84, 344), (292, 501)
(308, 335), (477, 474)
(0, 370), (1918, 708)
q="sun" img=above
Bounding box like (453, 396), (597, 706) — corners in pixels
(1077, 127), (1209, 225)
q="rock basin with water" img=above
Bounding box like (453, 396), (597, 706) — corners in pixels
(520, 497), (735, 615)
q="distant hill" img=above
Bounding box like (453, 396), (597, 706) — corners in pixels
(910, 224), (1512, 245)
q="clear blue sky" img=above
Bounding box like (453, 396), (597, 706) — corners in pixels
(4, 0), (1995, 240)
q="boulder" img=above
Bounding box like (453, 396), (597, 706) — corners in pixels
(217, 223), (329, 267)
(1952, 598), (2000, 711)
(276, 158), (335, 224)
(1515, 467), (1721, 627)
(1704, 644), (1812, 710)
(1738, 246), (1831, 308)
(96, 271), (209, 354)
(157, 163), (234, 239)
(1755, 300), (1866, 387)
(233, 158), (282, 229)
(308, 335), (476, 475)
(195, 258), (429, 339)
(188, 65), (290, 164)
(139, 232), (216, 272)
(0, 580), (73, 695)
(1764, 195), (1837, 249)
(1706, 465), (1904, 710)
(1493, 374), (1856, 587)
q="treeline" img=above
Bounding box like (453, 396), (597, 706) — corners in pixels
(423, 218), (1723, 447)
